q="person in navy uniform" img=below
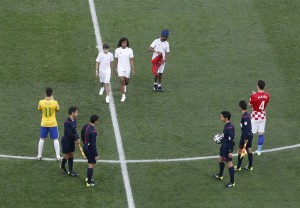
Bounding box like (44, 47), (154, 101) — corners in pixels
(213, 111), (236, 188)
(235, 101), (254, 171)
(60, 107), (80, 176)
(81, 115), (99, 187)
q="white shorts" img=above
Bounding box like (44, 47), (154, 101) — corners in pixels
(157, 63), (166, 73)
(118, 69), (131, 78)
(99, 71), (111, 84)
(251, 119), (266, 134)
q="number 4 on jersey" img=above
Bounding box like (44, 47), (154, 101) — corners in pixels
(259, 101), (265, 111)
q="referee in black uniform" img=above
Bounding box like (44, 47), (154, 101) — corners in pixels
(235, 100), (254, 171)
(60, 107), (80, 176)
(81, 115), (99, 187)
(213, 111), (236, 188)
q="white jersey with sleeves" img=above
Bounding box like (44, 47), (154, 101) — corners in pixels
(150, 38), (170, 60)
(114, 47), (134, 71)
(96, 51), (114, 72)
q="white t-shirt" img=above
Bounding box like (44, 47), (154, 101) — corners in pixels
(114, 47), (134, 71)
(96, 51), (114, 72)
(150, 38), (170, 60)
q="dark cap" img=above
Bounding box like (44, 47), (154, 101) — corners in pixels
(161, 29), (169, 38)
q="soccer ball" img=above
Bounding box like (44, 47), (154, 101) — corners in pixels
(213, 134), (223, 144)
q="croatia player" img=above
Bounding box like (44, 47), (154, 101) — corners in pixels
(37, 87), (60, 161)
(96, 43), (114, 103)
(148, 29), (170, 92)
(115, 37), (135, 102)
(249, 80), (270, 155)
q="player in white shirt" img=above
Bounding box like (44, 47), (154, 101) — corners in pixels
(114, 37), (135, 102)
(96, 44), (114, 103)
(148, 29), (170, 92)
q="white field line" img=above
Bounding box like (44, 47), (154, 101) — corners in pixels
(88, 0), (135, 208)
(1, 143), (299, 163)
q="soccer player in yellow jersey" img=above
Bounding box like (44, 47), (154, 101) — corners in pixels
(37, 87), (61, 161)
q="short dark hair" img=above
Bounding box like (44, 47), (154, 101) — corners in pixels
(239, 101), (247, 110)
(90, 115), (99, 123)
(257, 80), (265, 90)
(45, 87), (53, 97)
(221, 111), (231, 120)
(68, 107), (78, 115)
(103, 43), (109, 49)
(117, 37), (129, 47)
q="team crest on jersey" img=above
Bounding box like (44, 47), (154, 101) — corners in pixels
(244, 121), (247, 125)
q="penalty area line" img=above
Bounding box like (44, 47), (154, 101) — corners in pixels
(1, 143), (299, 163)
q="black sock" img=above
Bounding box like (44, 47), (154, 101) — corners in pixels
(219, 162), (225, 177)
(237, 154), (243, 168)
(87, 168), (93, 183)
(68, 158), (73, 172)
(248, 153), (253, 168)
(229, 167), (235, 184)
(61, 158), (67, 168)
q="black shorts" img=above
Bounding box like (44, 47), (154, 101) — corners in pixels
(239, 134), (253, 149)
(219, 145), (232, 162)
(84, 146), (97, 164)
(61, 137), (75, 154)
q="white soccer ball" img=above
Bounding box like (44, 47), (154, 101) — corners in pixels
(213, 134), (223, 144)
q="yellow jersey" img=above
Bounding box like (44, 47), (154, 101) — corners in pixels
(38, 99), (59, 127)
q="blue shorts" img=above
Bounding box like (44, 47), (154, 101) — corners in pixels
(40, 126), (59, 139)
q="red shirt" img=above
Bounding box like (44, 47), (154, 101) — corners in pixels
(249, 91), (270, 120)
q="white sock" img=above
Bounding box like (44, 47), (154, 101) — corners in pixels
(158, 84), (161, 87)
(53, 139), (60, 159)
(37, 139), (45, 157)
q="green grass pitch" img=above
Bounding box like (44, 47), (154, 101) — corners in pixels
(0, 0), (299, 207)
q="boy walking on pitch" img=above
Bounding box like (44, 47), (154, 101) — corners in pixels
(96, 43), (114, 104)
(148, 29), (170, 92)
(115, 37), (135, 102)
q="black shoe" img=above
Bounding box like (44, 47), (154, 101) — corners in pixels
(68, 171), (79, 177)
(60, 165), (68, 174)
(85, 178), (96, 183)
(153, 84), (158, 91)
(157, 86), (164, 92)
(243, 165), (253, 171)
(86, 182), (97, 187)
(234, 165), (241, 172)
(213, 174), (223, 181)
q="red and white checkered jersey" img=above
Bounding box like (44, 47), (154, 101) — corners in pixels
(249, 91), (270, 120)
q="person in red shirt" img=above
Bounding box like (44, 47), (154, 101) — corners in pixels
(249, 80), (270, 155)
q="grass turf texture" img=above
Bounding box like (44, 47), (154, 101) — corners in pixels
(0, 0), (299, 207)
